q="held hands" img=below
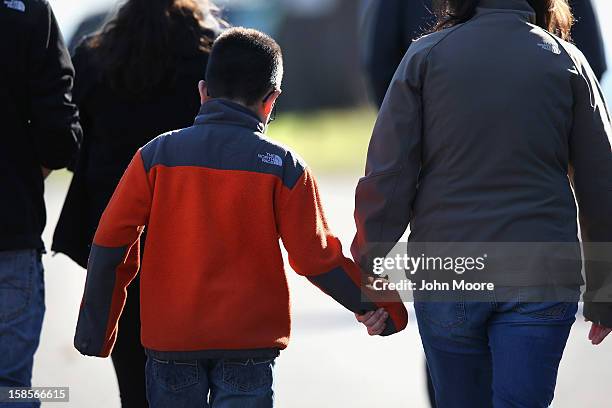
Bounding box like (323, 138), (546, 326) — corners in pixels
(355, 308), (389, 336)
(354, 274), (409, 336)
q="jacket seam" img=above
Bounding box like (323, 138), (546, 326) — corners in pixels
(360, 168), (403, 181)
(147, 163), (292, 188)
(420, 17), (480, 79)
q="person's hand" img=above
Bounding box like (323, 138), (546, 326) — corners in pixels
(588, 323), (612, 345)
(355, 308), (388, 336)
(41, 167), (51, 179)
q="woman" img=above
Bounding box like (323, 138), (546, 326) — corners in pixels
(353, 0), (612, 406)
(53, 1), (221, 406)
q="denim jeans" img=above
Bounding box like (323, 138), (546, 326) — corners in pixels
(0, 250), (45, 408)
(146, 356), (275, 408)
(415, 287), (579, 408)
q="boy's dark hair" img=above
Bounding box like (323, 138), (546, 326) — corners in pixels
(205, 27), (283, 106)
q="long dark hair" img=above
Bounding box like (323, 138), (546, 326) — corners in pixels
(432, 0), (574, 40)
(87, 0), (218, 96)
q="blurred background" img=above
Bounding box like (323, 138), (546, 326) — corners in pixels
(35, 0), (612, 406)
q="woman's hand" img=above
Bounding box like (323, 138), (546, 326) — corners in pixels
(356, 308), (388, 336)
(588, 323), (612, 345)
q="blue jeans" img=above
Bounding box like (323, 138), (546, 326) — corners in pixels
(0, 250), (45, 408)
(146, 356), (275, 408)
(415, 288), (578, 408)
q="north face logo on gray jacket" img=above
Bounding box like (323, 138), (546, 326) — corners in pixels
(538, 42), (561, 55)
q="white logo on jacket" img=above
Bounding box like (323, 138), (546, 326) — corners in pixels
(538, 42), (561, 55)
(258, 153), (283, 167)
(4, 0), (25, 12)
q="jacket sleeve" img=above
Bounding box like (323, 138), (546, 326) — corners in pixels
(567, 48), (612, 327)
(352, 42), (426, 275)
(74, 151), (152, 357)
(27, 1), (81, 169)
(278, 166), (408, 336)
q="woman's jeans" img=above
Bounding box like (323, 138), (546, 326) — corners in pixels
(146, 356), (275, 408)
(0, 250), (45, 408)
(415, 287), (578, 408)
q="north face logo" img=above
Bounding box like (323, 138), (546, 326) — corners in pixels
(538, 42), (561, 55)
(4, 0), (25, 12)
(258, 153), (283, 167)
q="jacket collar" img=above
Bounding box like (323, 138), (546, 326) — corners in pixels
(475, 0), (536, 24)
(194, 99), (266, 133)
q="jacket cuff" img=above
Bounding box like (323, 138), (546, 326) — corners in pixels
(73, 335), (109, 358)
(379, 301), (409, 336)
(584, 302), (612, 328)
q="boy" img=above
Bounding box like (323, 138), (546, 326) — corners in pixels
(74, 28), (407, 407)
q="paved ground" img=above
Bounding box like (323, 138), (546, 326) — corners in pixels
(32, 173), (611, 407)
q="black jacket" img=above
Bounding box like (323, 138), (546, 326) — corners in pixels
(0, 0), (81, 251)
(52, 32), (215, 267)
(363, 0), (607, 108)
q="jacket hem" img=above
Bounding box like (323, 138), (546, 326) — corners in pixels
(145, 347), (281, 360)
(0, 236), (45, 252)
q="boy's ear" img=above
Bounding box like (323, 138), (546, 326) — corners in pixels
(263, 89), (282, 116)
(198, 80), (211, 104)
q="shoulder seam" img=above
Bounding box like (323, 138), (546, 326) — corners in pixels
(136, 150), (154, 198)
(419, 13), (490, 82)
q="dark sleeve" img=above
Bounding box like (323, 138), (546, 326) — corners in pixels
(70, 42), (96, 141)
(27, 1), (82, 170)
(570, 0), (607, 81)
(363, 0), (433, 108)
(75, 151), (151, 357)
(352, 41), (428, 274)
(567, 48), (612, 327)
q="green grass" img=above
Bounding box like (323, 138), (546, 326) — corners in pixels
(268, 109), (376, 175)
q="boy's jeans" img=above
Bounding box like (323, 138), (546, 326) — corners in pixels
(415, 287), (579, 408)
(146, 356), (275, 408)
(0, 250), (45, 408)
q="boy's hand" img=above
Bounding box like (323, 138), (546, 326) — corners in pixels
(356, 308), (388, 336)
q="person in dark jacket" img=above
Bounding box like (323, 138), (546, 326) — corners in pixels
(0, 0), (81, 400)
(362, 0), (435, 108)
(52, 0), (220, 406)
(363, 0), (607, 108)
(355, 0), (612, 406)
(568, 0), (607, 80)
